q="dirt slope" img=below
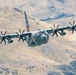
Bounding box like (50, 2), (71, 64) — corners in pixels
(0, 8), (76, 75)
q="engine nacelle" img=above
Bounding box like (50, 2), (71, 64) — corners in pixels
(8, 40), (13, 44)
(60, 32), (66, 36)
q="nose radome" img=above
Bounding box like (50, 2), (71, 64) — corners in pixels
(43, 35), (46, 40)
(41, 35), (47, 43)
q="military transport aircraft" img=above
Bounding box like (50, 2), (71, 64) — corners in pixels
(0, 11), (76, 47)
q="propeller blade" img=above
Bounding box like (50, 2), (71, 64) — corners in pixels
(18, 38), (21, 42)
(16, 29), (26, 42)
(56, 33), (58, 37)
(18, 37), (24, 42)
(52, 33), (55, 36)
(0, 40), (3, 43)
(16, 32), (19, 35)
(1, 31), (3, 35)
(51, 24), (60, 37)
(69, 22), (72, 26)
(19, 29), (21, 33)
(57, 25), (59, 28)
(68, 21), (76, 33)
(73, 20), (75, 25)
(0, 36), (1, 39)
(72, 30), (74, 34)
(22, 39), (24, 42)
(4, 31), (7, 35)
(0, 31), (7, 44)
(58, 31), (61, 34)
(53, 24), (55, 28)
(23, 36), (27, 40)
(22, 30), (25, 34)
(4, 40), (6, 44)
(50, 27), (53, 30)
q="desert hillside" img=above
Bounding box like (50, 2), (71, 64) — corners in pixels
(0, 0), (76, 75)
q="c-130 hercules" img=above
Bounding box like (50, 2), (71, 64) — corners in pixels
(0, 11), (76, 47)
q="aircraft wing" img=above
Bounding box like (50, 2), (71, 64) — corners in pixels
(5, 32), (31, 38)
(45, 24), (76, 37)
(0, 31), (31, 43)
(46, 26), (70, 33)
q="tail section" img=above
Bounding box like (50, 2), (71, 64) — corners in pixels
(24, 11), (30, 32)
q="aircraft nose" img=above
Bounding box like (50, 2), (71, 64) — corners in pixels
(41, 35), (48, 43)
(43, 35), (46, 40)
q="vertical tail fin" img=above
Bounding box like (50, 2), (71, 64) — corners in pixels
(24, 11), (30, 32)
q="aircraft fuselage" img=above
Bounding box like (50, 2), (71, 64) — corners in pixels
(27, 30), (49, 47)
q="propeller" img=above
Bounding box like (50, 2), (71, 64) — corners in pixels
(16, 29), (26, 42)
(50, 24), (61, 37)
(68, 20), (76, 34)
(0, 31), (7, 44)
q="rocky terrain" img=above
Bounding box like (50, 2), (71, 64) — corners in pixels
(0, 0), (76, 75)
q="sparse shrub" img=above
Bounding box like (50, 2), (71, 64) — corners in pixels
(12, 70), (18, 75)
(1, 68), (9, 71)
(13, 8), (22, 13)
